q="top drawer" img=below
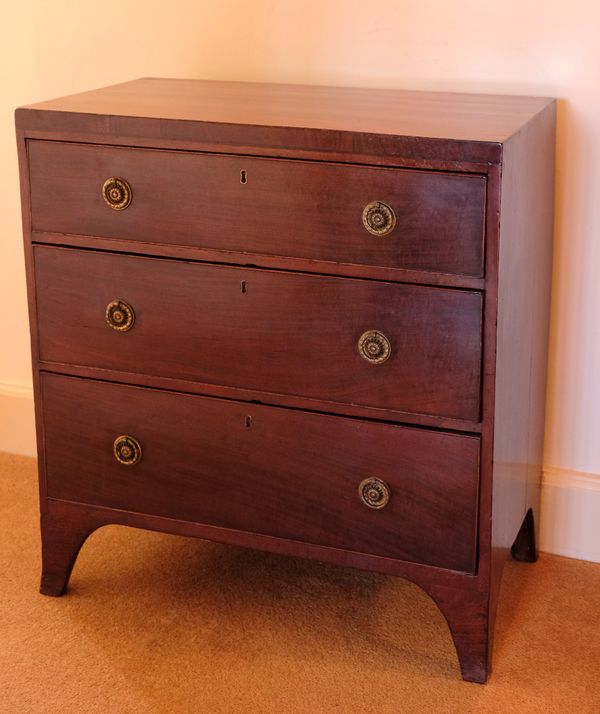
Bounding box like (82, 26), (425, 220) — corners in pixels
(28, 141), (486, 278)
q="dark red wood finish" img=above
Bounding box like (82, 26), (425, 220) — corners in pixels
(15, 79), (556, 684)
(486, 99), (557, 661)
(28, 141), (486, 278)
(16, 78), (553, 164)
(42, 373), (480, 572)
(34, 245), (483, 422)
(34, 362), (483, 434)
(31, 230), (487, 290)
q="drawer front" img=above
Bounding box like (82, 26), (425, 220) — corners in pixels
(35, 246), (483, 422)
(28, 141), (486, 277)
(42, 374), (480, 572)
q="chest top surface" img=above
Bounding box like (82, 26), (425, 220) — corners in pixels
(16, 78), (554, 164)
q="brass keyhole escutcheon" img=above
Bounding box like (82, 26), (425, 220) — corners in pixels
(358, 477), (391, 509)
(105, 299), (135, 332)
(102, 177), (132, 210)
(113, 435), (142, 466)
(358, 330), (391, 364)
(362, 201), (396, 236)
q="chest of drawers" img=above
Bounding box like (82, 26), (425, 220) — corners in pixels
(15, 79), (555, 683)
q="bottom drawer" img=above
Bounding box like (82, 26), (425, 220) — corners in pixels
(41, 374), (480, 572)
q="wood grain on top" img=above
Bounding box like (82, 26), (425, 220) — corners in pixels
(17, 78), (553, 144)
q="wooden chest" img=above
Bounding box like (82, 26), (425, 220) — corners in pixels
(15, 79), (556, 683)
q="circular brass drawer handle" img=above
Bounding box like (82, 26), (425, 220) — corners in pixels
(105, 299), (135, 332)
(362, 201), (396, 236)
(358, 477), (391, 509)
(113, 435), (142, 466)
(102, 177), (132, 211)
(358, 330), (391, 364)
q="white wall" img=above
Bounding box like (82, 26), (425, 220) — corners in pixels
(1, 1), (599, 560)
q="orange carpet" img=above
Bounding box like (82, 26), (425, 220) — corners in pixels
(0, 451), (599, 713)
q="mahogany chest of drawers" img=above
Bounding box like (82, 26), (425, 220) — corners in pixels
(15, 79), (555, 683)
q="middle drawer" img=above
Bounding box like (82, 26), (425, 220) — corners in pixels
(34, 245), (483, 422)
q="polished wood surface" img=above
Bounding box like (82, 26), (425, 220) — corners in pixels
(35, 361), (483, 433)
(28, 141), (486, 277)
(31, 229), (487, 290)
(34, 245), (483, 422)
(18, 77), (552, 143)
(42, 374), (480, 572)
(488, 99), (557, 648)
(15, 80), (555, 165)
(16, 78), (556, 684)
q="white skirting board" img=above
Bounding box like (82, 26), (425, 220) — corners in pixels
(0, 381), (36, 458)
(539, 467), (600, 563)
(1, 381), (599, 563)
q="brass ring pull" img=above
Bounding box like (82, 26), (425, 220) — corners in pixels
(113, 435), (142, 466)
(362, 201), (396, 236)
(358, 478), (391, 509)
(358, 330), (391, 364)
(102, 177), (132, 210)
(105, 299), (135, 332)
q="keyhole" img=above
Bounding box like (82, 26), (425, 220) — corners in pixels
(245, 415), (252, 428)
(240, 169), (247, 184)
(241, 280), (247, 293)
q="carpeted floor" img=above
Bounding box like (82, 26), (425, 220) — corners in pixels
(0, 451), (598, 713)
